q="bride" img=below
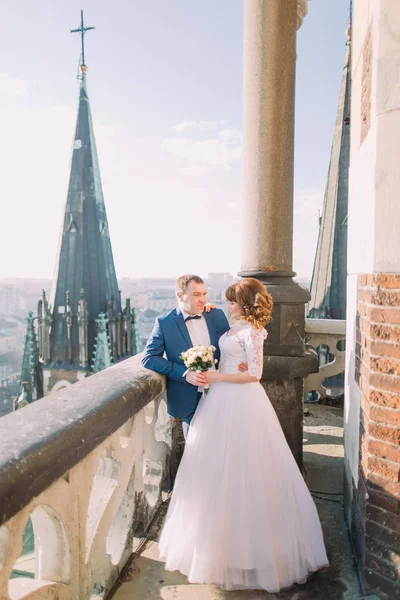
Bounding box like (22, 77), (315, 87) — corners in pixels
(159, 277), (329, 592)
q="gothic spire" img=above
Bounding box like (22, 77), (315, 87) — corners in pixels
(308, 31), (351, 320)
(48, 13), (121, 367)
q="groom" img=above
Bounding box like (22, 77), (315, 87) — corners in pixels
(142, 274), (244, 438)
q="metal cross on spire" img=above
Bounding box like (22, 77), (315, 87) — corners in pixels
(70, 10), (95, 69)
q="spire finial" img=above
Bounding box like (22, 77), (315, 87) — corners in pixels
(70, 10), (95, 71)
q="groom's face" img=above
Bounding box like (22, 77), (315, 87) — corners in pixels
(178, 281), (207, 315)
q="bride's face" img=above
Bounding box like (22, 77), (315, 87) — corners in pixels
(227, 301), (243, 320)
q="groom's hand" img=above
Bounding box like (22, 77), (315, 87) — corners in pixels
(186, 371), (207, 386)
(238, 362), (248, 372)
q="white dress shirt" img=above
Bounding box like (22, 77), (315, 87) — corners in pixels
(180, 308), (213, 391)
(181, 310), (211, 347)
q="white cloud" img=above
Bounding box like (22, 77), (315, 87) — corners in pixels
(163, 123), (242, 173)
(178, 165), (210, 177)
(218, 128), (243, 146)
(98, 124), (117, 138)
(0, 73), (29, 97)
(172, 120), (226, 133)
(163, 136), (240, 170)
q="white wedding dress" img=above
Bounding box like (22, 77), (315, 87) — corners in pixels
(159, 319), (329, 592)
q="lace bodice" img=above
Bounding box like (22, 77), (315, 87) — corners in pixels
(218, 320), (267, 380)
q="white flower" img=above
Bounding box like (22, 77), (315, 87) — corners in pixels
(182, 344), (216, 369)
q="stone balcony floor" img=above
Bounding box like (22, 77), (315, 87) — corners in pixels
(112, 405), (365, 600)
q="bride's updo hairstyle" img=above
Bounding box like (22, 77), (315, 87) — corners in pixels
(224, 278), (273, 330)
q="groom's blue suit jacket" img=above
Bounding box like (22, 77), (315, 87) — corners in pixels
(142, 307), (230, 419)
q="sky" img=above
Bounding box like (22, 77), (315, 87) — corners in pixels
(0, 0), (350, 281)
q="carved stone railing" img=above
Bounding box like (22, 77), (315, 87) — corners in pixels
(304, 319), (346, 400)
(0, 355), (171, 600)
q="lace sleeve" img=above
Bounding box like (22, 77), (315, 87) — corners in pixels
(244, 326), (267, 380)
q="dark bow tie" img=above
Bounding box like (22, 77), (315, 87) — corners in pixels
(185, 315), (202, 322)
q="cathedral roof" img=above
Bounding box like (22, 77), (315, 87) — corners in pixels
(308, 33), (351, 321)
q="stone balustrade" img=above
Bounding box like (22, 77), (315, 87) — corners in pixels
(304, 318), (347, 400)
(0, 318), (347, 599)
(0, 354), (171, 600)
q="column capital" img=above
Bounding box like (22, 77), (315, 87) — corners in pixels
(297, 0), (308, 29)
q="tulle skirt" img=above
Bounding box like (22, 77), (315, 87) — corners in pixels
(159, 381), (329, 592)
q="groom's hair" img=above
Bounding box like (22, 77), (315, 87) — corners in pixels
(176, 274), (204, 294)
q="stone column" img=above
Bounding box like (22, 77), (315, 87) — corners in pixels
(240, 0), (317, 466)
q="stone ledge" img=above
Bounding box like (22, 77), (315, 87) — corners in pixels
(262, 347), (319, 381)
(305, 318), (346, 335)
(0, 354), (165, 527)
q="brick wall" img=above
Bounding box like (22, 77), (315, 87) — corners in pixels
(355, 273), (400, 597)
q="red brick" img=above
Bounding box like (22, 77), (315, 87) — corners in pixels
(361, 372), (376, 399)
(367, 340), (400, 359)
(365, 550), (400, 582)
(367, 532), (400, 562)
(371, 290), (400, 308)
(370, 405), (400, 427)
(369, 323), (400, 343)
(358, 288), (374, 304)
(361, 391), (371, 419)
(368, 473), (400, 499)
(367, 487), (400, 515)
(362, 452), (370, 476)
(359, 358), (374, 382)
(370, 389), (400, 409)
(360, 373), (370, 398)
(368, 457), (400, 483)
(367, 504), (400, 535)
(372, 274), (400, 290)
(358, 274), (368, 287)
(368, 439), (400, 464)
(365, 569), (400, 598)
(370, 373), (400, 393)
(368, 307), (400, 324)
(369, 422), (400, 445)
(370, 356), (400, 376)
(360, 317), (374, 338)
(366, 519), (400, 553)
(358, 302), (367, 317)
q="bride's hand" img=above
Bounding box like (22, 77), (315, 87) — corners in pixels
(205, 303), (217, 312)
(205, 371), (220, 384)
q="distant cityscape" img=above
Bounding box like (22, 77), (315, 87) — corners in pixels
(0, 273), (311, 416)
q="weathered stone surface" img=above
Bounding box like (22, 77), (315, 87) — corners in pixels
(0, 354), (164, 527)
(262, 379), (304, 466)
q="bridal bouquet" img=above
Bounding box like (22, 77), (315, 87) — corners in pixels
(180, 344), (217, 371)
(180, 345), (217, 392)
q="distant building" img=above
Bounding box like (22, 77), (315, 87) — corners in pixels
(147, 291), (177, 313)
(137, 308), (162, 349)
